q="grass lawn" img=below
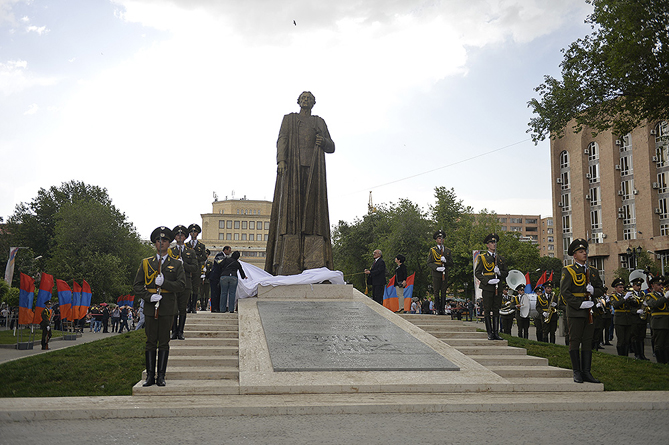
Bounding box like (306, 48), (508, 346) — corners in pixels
(0, 330), (145, 397)
(0, 328), (66, 345)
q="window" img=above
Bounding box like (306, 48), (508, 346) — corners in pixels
(218, 233), (225, 240)
(657, 146), (668, 168)
(561, 193), (571, 211)
(264, 234), (269, 241)
(559, 151), (569, 169)
(588, 142), (599, 161)
(249, 234), (254, 241)
(547, 219), (553, 226)
(622, 203), (636, 225)
(511, 226), (522, 232)
(591, 233), (604, 244)
(588, 164), (599, 183)
(548, 245), (554, 251)
(655, 121), (668, 142)
(658, 172), (668, 193)
(509, 217), (522, 224)
(249, 221), (255, 230)
(226, 233), (232, 240)
(561, 171), (570, 190)
(525, 226), (538, 232)
(620, 179), (634, 200)
(219, 220), (225, 229)
(562, 215), (571, 234)
(498, 218), (507, 223)
(590, 209), (601, 230)
(500, 226), (507, 231)
(547, 236), (554, 243)
(563, 236), (573, 255)
(547, 228), (553, 234)
(620, 133), (632, 151)
(589, 186), (600, 206)
(242, 221), (247, 229)
(590, 257), (605, 283)
(661, 223), (669, 236)
(623, 228), (636, 240)
(241, 234), (247, 241)
(226, 221), (232, 229)
(620, 155), (632, 176)
(264, 222), (270, 230)
(234, 233), (240, 240)
(526, 219), (537, 224)
(660, 198), (669, 219)
(234, 221), (240, 229)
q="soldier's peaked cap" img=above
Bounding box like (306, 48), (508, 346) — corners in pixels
(188, 223), (201, 233)
(649, 275), (663, 285)
(484, 233), (499, 244)
(567, 238), (588, 256)
(433, 229), (446, 240)
(630, 276), (645, 285)
(150, 226), (174, 243)
(173, 225), (188, 236)
(611, 277), (626, 288)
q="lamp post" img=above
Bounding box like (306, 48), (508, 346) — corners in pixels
(626, 246), (642, 270)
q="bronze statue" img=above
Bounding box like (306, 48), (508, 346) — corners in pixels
(265, 91), (335, 275)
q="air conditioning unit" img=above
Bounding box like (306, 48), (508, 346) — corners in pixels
(585, 173), (592, 179)
(633, 189), (639, 195)
(558, 202), (564, 207)
(615, 165), (621, 170)
(653, 182), (660, 189)
(584, 149), (590, 155)
(656, 208), (662, 214)
(556, 178), (563, 184)
(616, 140), (622, 146)
(618, 207), (623, 213)
(652, 156), (659, 162)
(602, 234), (607, 239)
(617, 191), (624, 196)
(651, 129), (657, 135)
(618, 213), (624, 219)
(585, 194), (591, 200)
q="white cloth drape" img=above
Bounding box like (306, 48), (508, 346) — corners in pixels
(236, 262), (345, 299)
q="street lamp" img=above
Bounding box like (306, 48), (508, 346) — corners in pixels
(626, 246), (642, 270)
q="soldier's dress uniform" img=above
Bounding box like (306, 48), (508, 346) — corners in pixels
(169, 225), (199, 340)
(534, 286), (548, 342)
(133, 226), (186, 387)
(646, 276), (669, 364)
(513, 285), (530, 338)
(558, 291), (570, 346)
(629, 278), (649, 360)
(475, 233), (508, 340)
(500, 287), (515, 335)
(560, 238), (603, 384)
(187, 224), (207, 313)
(40, 301), (52, 350)
(609, 277), (634, 356)
(542, 284), (559, 344)
(427, 230), (453, 315)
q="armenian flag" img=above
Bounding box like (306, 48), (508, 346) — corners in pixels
(18, 273), (35, 325)
(56, 279), (73, 321)
(383, 273), (415, 312)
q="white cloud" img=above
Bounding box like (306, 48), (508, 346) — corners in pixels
(26, 24), (48, 35)
(0, 59), (57, 95)
(23, 102), (38, 114)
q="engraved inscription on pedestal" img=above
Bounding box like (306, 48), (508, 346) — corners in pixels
(257, 300), (459, 372)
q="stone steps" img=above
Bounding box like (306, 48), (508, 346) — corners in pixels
(132, 379), (240, 396)
(142, 366), (239, 380)
(505, 377), (603, 392)
(442, 338), (507, 346)
(184, 330), (238, 338)
(178, 338), (239, 347)
(489, 365), (573, 378)
(468, 355), (549, 366)
(454, 346), (526, 356)
(169, 356), (238, 367)
(170, 346), (238, 356)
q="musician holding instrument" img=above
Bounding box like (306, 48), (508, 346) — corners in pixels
(646, 275), (669, 364)
(609, 277), (634, 356)
(427, 230), (454, 315)
(560, 238), (603, 384)
(133, 226), (185, 387)
(475, 233), (508, 340)
(534, 285), (547, 342)
(541, 282), (559, 344)
(500, 285), (515, 335)
(630, 277), (650, 360)
(513, 284), (530, 338)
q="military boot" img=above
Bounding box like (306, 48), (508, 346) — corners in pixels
(581, 350), (601, 383)
(569, 349), (583, 383)
(142, 350), (156, 387)
(157, 350), (169, 387)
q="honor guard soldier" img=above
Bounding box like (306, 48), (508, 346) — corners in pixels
(133, 226), (185, 387)
(187, 224), (207, 312)
(499, 285), (515, 335)
(169, 225), (199, 340)
(534, 285), (547, 342)
(630, 277), (649, 360)
(427, 230), (454, 315)
(646, 275), (668, 364)
(609, 277), (633, 356)
(40, 300), (53, 350)
(560, 238), (603, 384)
(513, 284), (530, 338)
(542, 282), (559, 344)
(475, 233), (508, 340)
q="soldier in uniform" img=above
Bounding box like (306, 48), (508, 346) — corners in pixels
(560, 238), (603, 383)
(499, 285), (515, 335)
(475, 233), (508, 340)
(542, 282), (559, 344)
(646, 275), (668, 364)
(169, 225), (199, 340)
(630, 277), (649, 360)
(187, 224), (207, 313)
(133, 226), (185, 387)
(609, 277), (633, 356)
(534, 285), (547, 342)
(513, 284), (530, 338)
(40, 300), (53, 350)
(202, 249), (212, 311)
(427, 230), (454, 315)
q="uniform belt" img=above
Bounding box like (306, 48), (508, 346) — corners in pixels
(616, 309), (630, 313)
(572, 293), (588, 297)
(483, 273), (494, 276)
(651, 312), (669, 316)
(147, 289), (172, 294)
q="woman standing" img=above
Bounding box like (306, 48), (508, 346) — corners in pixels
(394, 254), (408, 313)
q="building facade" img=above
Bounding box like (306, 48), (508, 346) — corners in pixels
(200, 197), (273, 269)
(494, 214), (555, 258)
(551, 119), (669, 285)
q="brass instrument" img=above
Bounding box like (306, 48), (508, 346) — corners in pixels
(639, 296), (651, 321)
(544, 291), (558, 324)
(500, 295), (515, 316)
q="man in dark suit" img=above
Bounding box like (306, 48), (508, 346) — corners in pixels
(365, 249), (386, 305)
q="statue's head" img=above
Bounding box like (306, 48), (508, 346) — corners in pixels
(297, 91), (316, 108)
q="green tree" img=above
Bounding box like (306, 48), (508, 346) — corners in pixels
(528, 0), (669, 142)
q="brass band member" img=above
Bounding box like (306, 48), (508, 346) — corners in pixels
(500, 285), (515, 335)
(542, 282), (559, 344)
(133, 226), (186, 387)
(560, 238), (603, 384)
(609, 277), (633, 356)
(513, 284), (530, 338)
(187, 224), (207, 313)
(646, 275), (669, 364)
(475, 233), (508, 340)
(534, 285), (547, 342)
(427, 229), (453, 315)
(630, 277), (650, 360)
(169, 225), (199, 340)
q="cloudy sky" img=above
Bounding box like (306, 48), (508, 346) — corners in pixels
(1, 0), (593, 239)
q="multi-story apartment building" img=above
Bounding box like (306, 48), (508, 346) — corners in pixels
(540, 217), (556, 258)
(496, 213), (541, 244)
(200, 197), (273, 269)
(551, 119), (669, 285)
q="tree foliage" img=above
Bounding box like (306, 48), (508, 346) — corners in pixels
(528, 0), (669, 142)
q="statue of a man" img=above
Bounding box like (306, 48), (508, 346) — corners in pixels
(265, 91), (335, 275)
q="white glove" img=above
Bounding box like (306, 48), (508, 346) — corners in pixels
(200, 274), (206, 279)
(488, 278), (500, 285)
(605, 296), (610, 303)
(580, 301), (594, 309)
(624, 292), (632, 300)
(178, 257), (183, 263)
(596, 302), (602, 308)
(643, 301), (649, 307)
(150, 294), (162, 303)
(440, 256), (447, 262)
(494, 266), (500, 275)
(436, 267), (445, 272)
(542, 311), (548, 317)
(637, 309), (644, 315)
(155, 273), (164, 286)
(551, 302), (558, 307)
(47, 326), (51, 331)
(586, 284), (594, 294)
